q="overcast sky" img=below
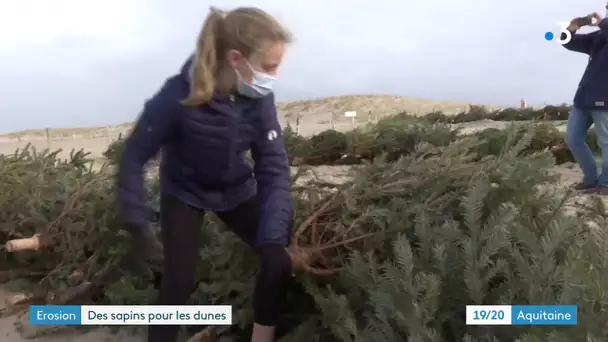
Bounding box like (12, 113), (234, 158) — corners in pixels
(0, 0), (604, 132)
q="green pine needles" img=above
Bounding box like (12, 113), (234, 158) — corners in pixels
(1, 113), (607, 341)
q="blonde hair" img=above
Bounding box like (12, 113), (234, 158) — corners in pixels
(182, 7), (292, 107)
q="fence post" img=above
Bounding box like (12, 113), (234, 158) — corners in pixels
(330, 112), (335, 130)
(45, 128), (51, 148)
(368, 111), (372, 122)
(105, 125), (111, 145)
(296, 114), (301, 135)
(351, 115), (355, 125)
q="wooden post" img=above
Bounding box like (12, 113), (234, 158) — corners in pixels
(330, 112), (335, 130)
(296, 115), (301, 135)
(105, 125), (110, 145)
(368, 111), (372, 122)
(45, 128), (51, 148)
(351, 115), (355, 125)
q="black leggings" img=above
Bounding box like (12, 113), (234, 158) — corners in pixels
(148, 193), (292, 342)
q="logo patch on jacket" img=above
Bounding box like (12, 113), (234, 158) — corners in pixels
(267, 130), (278, 141)
(596, 101), (605, 106)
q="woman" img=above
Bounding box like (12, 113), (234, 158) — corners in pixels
(117, 7), (293, 342)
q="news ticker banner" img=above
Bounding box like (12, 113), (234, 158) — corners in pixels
(30, 304), (577, 326)
(466, 305), (577, 325)
(30, 305), (232, 325)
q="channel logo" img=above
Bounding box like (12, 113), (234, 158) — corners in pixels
(544, 22), (575, 45)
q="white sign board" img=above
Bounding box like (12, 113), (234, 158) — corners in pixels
(344, 111), (357, 117)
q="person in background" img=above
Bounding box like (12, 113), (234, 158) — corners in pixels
(562, 12), (608, 194)
(116, 7), (293, 342)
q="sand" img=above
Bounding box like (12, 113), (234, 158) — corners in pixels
(0, 118), (587, 341)
(0, 285), (144, 342)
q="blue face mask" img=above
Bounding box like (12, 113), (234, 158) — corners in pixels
(235, 60), (277, 98)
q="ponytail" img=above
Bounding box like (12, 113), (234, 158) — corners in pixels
(182, 7), (225, 107)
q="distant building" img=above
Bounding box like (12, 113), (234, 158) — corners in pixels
(520, 98), (527, 109)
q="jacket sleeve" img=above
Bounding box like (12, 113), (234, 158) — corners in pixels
(599, 18), (608, 39)
(251, 93), (292, 246)
(117, 81), (178, 231)
(562, 29), (598, 54)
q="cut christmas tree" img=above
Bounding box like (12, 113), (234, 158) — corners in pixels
(1, 113), (607, 341)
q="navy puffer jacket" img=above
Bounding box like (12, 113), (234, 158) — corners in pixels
(117, 58), (292, 246)
(562, 19), (608, 109)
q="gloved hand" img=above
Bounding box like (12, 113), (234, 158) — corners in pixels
(120, 224), (160, 279)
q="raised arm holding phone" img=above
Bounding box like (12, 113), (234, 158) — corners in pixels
(562, 9), (608, 194)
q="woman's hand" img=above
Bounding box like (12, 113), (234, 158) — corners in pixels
(121, 225), (160, 278)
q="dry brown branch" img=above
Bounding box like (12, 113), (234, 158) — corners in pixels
(0, 269), (47, 283)
(46, 281), (94, 305)
(287, 194), (377, 276)
(186, 326), (217, 342)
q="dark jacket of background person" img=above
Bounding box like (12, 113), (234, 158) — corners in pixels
(116, 58), (292, 246)
(562, 19), (608, 109)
